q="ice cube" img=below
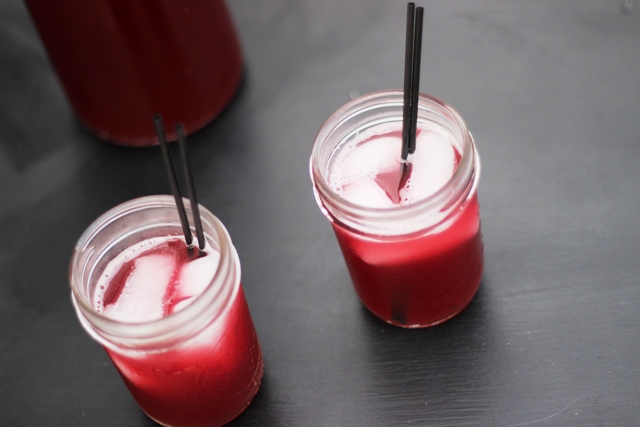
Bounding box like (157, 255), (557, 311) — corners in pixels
(103, 253), (175, 322)
(178, 250), (219, 299)
(342, 179), (395, 208)
(340, 135), (400, 181)
(408, 130), (455, 201)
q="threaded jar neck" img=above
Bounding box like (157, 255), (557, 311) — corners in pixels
(70, 195), (240, 351)
(310, 90), (479, 238)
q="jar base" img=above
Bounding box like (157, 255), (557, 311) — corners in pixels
(362, 282), (481, 329)
(142, 357), (264, 427)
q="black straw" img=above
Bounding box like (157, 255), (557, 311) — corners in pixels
(401, 3), (415, 161)
(176, 124), (205, 250)
(401, 3), (424, 161)
(153, 115), (193, 248)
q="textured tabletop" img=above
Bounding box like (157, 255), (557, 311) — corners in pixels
(1, 1), (639, 426)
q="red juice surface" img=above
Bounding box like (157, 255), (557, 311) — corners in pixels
(328, 127), (483, 327)
(95, 237), (263, 427)
(26, 0), (242, 146)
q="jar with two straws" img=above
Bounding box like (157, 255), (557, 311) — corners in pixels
(69, 121), (263, 427)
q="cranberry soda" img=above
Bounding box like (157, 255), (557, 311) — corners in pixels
(70, 196), (263, 427)
(311, 91), (484, 328)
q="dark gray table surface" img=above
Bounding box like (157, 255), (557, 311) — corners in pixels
(1, 1), (639, 426)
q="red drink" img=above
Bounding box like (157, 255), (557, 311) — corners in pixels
(332, 193), (483, 326)
(26, 0), (242, 146)
(106, 287), (261, 427)
(70, 196), (263, 427)
(311, 91), (483, 327)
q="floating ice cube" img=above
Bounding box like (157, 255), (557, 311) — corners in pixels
(178, 250), (219, 300)
(342, 179), (395, 208)
(175, 249), (228, 347)
(340, 135), (400, 181)
(406, 130), (455, 201)
(103, 253), (175, 322)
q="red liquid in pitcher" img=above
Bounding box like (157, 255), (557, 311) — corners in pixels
(26, 0), (243, 146)
(95, 237), (263, 427)
(329, 128), (483, 327)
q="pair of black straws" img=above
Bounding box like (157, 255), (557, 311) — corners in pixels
(153, 116), (205, 252)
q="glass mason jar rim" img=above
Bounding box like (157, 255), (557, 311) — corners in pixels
(310, 90), (479, 238)
(70, 195), (239, 350)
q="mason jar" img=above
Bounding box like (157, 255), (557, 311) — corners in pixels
(70, 195), (263, 427)
(310, 90), (484, 328)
